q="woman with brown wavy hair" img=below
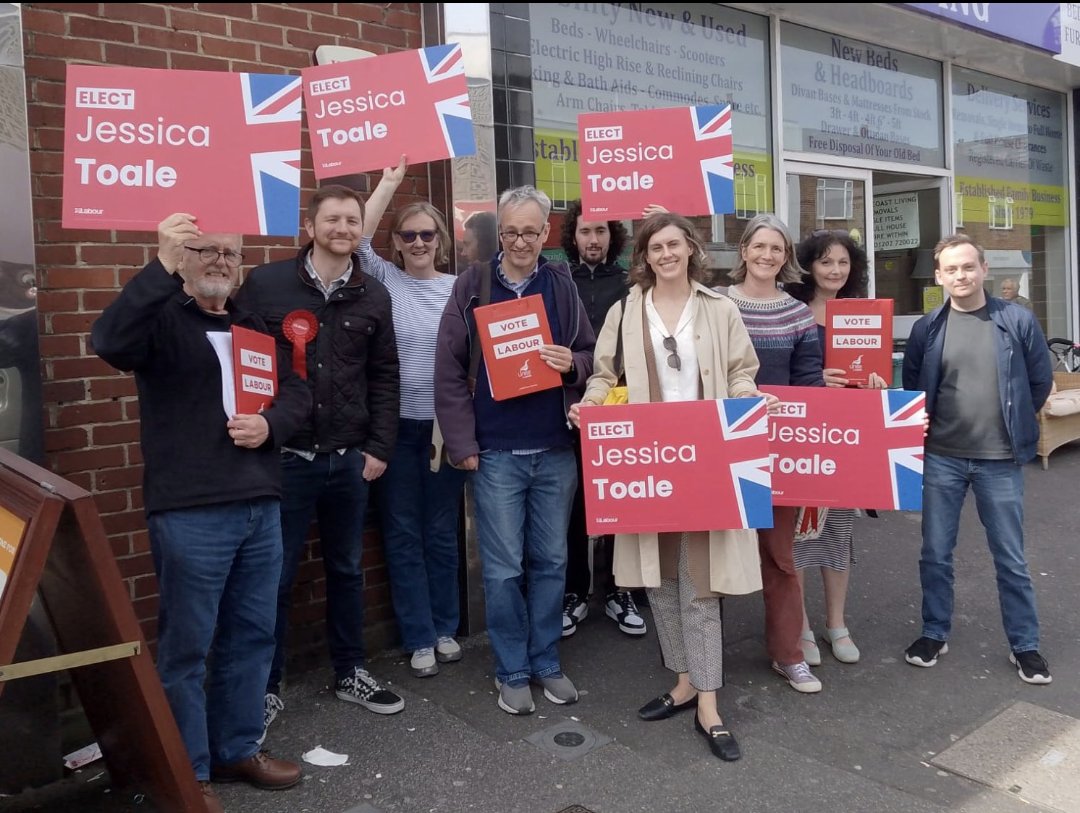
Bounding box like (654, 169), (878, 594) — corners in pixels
(570, 212), (766, 762)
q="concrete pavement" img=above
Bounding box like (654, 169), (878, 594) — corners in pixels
(8, 445), (1080, 813)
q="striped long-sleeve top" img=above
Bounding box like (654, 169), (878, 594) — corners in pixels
(724, 289), (824, 387)
(356, 237), (456, 419)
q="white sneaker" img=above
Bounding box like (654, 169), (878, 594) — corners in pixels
(257, 693), (284, 746)
(605, 591), (647, 636)
(410, 647), (439, 677)
(435, 636), (462, 663)
(562, 593), (588, 638)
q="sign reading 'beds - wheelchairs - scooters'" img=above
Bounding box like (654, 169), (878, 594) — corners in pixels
(579, 389), (927, 535)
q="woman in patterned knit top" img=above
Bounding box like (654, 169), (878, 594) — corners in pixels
(357, 157), (467, 680)
(786, 230), (885, 668)
(724, 213), (826, 695)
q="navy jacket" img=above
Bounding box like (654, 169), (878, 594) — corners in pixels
(902, 297), (1053, 464)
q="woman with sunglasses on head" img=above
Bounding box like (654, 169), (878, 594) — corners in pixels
(357, 156), (467, 679)
(784, 230), (882, 667)
(724, 213), (827, 695)
(569, 212), (766, 762)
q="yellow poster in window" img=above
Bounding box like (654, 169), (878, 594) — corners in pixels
(0, 505), (28, 606)
(923, 286), (945, 313)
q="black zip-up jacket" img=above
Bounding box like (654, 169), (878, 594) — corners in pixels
(570, 260), (630, 334)
(234, 245), (399, 460)
(91, 259), (311, 514)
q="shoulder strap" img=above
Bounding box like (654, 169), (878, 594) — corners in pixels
(613, 294), (628, 383)
(467, 263), (493, 395)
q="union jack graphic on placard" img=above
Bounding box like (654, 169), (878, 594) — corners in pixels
(716, 396), (768, 439)
(241, 74), (303, 125)
(239, 74), (302, 236)
(888, 446), (924, 511)
(418, 45), (475, 159)
(882, 389), (926, 427)
(691, 104), (735, 215)
(419, 43), (465, 82)
(717, 397), (772, 528)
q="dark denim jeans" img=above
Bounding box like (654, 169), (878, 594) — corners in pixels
(147, 498), (281, 780)
(268, 449), (369, 693)
(920, 453), (1040, 652)
(472, 447), (576, 684)
(378, 418), (467, 652)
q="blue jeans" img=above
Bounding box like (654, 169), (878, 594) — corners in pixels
(268, 449), (369, 693)
(147, 499), (281, 780)
(920, 453), (1040, 652)
(472, 448), (576, 684)
(378, 419), (467, 651)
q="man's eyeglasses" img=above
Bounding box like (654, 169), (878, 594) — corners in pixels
(663, 336), (681, 371)
(186, 246), (244, 267)
(499, 231), (543, 245)
(396, 229), (438, 243)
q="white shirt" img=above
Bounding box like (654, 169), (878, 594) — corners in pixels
(644, 289), (699, 402)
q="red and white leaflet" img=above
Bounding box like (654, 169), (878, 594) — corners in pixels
(825, 299), (894, 386)
(577, 104), (734, 220)
(63, 65), (302, 236)
(761, 386), (925, 511)
(474, 295), (562, 401)
(231, 325), (277, 414)
(580, 398), (772, 535)
(302, 44), (476, 178)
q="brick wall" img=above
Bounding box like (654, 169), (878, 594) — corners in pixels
(22, 2), (428, 664)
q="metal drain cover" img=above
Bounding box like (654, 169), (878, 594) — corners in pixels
(525, 719), (612, 761)
(931, 701), (1080, 812)
(555, 807), (599, 813)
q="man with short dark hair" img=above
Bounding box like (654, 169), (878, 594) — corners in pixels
(556, 200), (644, 639)
(236, 185), (403, 739)
(435, 185), (595, 714)
(903, 233), (1053, 685)
(93, 214), (311, 811)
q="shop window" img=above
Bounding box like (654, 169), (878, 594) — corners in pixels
(736, 173), (770, 220)
(954, 191), (964, 228)
(817, 178), (853, 220)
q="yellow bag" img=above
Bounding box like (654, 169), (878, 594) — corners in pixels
(603, 385), (629, 406)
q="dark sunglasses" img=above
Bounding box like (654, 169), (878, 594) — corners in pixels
(396, 229), (438, 243)
(662, 336), (681, 371)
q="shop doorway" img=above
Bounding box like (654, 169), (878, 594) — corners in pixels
(784, 164), (949, 337)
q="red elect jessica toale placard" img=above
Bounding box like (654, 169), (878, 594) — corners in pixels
(63, 65), (302, 236)
(474, 295), (562, 401)
(825, 299), (894, 386)
(301, 44), (476, 179)
(577, 104), (735, 220)
(579, 398), (773, 535)
(231, 326), (277, 414)
(761, 386), (925, 511)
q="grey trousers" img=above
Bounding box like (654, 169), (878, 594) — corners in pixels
(646, 534), (725, 691)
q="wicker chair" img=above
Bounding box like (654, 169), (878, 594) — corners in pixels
(1037, 371), (1080, 469)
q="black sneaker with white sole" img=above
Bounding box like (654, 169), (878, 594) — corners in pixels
(335, 667), (405, 713)
(605, 591), (647, 635)
(561, 592), (588, 638)
(905, 636), (948, 667)
(1010, 650), (1052, 684)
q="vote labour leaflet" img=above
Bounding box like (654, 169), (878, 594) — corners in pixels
(824, 299), (894, 386)
(62, 64), (302, 236)
(761, 386), (925, 511)
(580, 398), (772, 535)
(577, 104), (735, 220)
(231, 326), (277, 415)
(474, 295), (562, 401)
(301, 44), (476, 178)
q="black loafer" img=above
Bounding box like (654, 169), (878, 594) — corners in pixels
(637, 692), (698, 721)
(694, 715), (741, 762)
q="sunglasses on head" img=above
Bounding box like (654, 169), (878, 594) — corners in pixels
(396, 229), (438, 243)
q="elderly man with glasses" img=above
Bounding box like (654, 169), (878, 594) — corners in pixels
(435, 186), (595, 715)
(92, 214), (311, 810)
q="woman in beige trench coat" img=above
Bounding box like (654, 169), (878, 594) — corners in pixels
(569, 212), (771, 762)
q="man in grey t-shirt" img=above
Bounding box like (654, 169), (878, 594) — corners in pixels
(901, 234), (1053, 685)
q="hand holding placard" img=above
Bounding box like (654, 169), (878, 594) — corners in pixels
(156, 213), (200, 274)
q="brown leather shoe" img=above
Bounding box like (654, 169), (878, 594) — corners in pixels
(211, 751), (302, 790)
(199, 781), (225, 813)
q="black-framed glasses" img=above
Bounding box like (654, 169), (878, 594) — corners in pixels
(662, 336), (681, 371)
(499, 231), (543, 245)
(396, 229), (438, 243)
(186, 246), (244, 267)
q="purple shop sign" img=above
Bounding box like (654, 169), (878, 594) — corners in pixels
(899, 3), (1061, 53)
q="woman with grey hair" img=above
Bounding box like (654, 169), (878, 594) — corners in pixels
(725, 213), (826, 694)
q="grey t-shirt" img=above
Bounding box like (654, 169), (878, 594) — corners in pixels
(926, 306), (1012, 459)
